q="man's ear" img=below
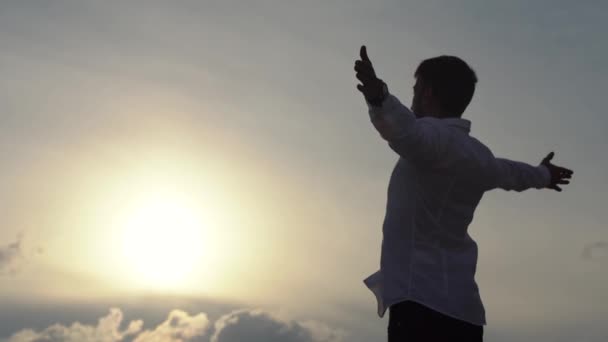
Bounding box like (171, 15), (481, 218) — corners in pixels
(421, 86), (434, 107)
(423, 86), (433, 99)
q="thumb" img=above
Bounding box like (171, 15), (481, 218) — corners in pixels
(360, 45), (371, 62)
(542, 152), (555, 164)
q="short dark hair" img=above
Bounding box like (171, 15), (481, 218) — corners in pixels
(414, 56), (477, 117)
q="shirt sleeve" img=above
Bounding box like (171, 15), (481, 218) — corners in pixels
(367, 93), (451, 167)
(490, 158), (551, 192)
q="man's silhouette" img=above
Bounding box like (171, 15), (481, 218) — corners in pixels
(354, 45), (573, 341)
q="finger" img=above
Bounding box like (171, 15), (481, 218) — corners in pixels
(360, 45), (371, 63)
(355, 65), (375, 78)
(356, 72), (374, 84)
(553, 185), (562, 192)
(356, 84), (365, 93)
(558, 167), (573, 174)
(557, 180), (570, 185)
(542, 152), (555, 164)
(354, 61), (368, 72)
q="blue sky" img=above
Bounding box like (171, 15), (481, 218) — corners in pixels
(0, 1), (606, 341)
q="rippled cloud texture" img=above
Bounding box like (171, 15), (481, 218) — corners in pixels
(6, 307), (346, 342)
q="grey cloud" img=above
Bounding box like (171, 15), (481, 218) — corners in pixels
(210, 309), (346, 342)
(6, 307), (346, 342)
(582, 241), (608, 261)
(0, 233), (41, 275)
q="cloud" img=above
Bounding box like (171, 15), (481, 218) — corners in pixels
(6, 308), (143, 342)
(133, 310), (209, 342)
(582, 241), (608, 261)
(0, 233), (41, 276)
(210, 309), (346, 342)
(6, 307), (346, 342)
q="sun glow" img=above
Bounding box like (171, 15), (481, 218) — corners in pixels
(119, 192), (208, 289)
(75, 157), (262, 298)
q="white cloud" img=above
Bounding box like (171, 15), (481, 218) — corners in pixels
(6, 307), (346, 342)
(133, 309), (209, 342)
(6, 308), (142, 342)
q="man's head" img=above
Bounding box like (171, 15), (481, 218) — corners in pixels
(411, 56), (477, 118)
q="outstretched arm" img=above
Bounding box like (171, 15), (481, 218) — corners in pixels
(354, 45), (449, 166)
(492, 152), (573, 192)
(492, 158), (550, 191)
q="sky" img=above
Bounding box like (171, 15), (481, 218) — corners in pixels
(0, 0), (607, 341)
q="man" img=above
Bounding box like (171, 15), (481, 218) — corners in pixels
(354, 45), (573, 341)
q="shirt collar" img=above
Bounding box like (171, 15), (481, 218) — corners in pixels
(442, 118), (471, 133)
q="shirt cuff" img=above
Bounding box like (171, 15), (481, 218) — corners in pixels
(367, 93), (397, 121)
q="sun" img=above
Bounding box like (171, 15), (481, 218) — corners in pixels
(119, 192), (207, 290)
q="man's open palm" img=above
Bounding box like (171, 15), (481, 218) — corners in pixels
(541, 152), (573, 192)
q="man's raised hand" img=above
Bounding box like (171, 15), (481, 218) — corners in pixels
(541, 152), (573, 192)
(354, 45), (386, 106)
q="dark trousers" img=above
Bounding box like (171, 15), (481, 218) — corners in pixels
(388, 300), (483, 342)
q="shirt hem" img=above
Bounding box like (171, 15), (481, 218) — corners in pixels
(386, 297), (487, 326)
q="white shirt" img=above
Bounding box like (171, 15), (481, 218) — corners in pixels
(363, 93), (551, 326)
